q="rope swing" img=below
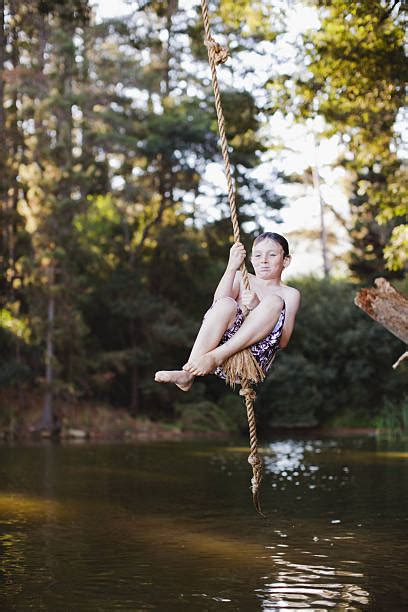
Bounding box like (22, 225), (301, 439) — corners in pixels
(200, 0), (265, 516)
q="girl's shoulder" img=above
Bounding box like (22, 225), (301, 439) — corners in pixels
(282, 283), (300, 297)
(281, 284), (301, 308)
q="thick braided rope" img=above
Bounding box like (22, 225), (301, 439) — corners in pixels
(200, 0), (264, 514)
(240, 385), (264, 516)
(200, 0), (250, 291)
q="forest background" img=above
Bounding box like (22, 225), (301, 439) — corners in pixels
(0, 0), (407, 437)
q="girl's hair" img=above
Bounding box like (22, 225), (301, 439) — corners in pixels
(253, 232), (290, 257)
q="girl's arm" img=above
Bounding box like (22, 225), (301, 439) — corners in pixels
(279, 288), (301, 348)
(213, 243), (245, 302)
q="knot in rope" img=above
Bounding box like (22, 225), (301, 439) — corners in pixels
(204, 37), (229, 65)
(248, 453), (262, 468)
(248, 455), (263, 490)
(239, 386), (257, 401)
(248, 453), (265, 516)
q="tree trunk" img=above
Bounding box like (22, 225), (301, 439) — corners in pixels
(33, 10), (47, 151)
(0, 0), (7, 276)
(355, 277), (408, 368)
(0, 0), (5, 142)
(128, 316), (140, 416)
(5, 0), (22, 299)
(163, 0), (177, 96)
(42, 265), (55, 430)
(129, 362), (140, 417)
(311, 136), (330, 278)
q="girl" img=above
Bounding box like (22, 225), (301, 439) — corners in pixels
(155, 232), (300, 391)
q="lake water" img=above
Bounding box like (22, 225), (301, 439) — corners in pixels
(0, 436), (407, 610)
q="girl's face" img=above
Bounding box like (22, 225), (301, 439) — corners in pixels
(251, 238), (289, 279)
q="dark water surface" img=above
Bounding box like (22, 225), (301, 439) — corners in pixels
(0, 436), (407, 610)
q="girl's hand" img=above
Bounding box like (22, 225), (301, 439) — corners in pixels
(241, 289), (260, 311)
(227, 242), (246, 271)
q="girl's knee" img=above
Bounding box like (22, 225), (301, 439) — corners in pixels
(213, 296), (238, 313)
(204, 296), (237, 320)
(260, 294), (284, 311)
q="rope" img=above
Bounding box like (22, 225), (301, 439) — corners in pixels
(240, 386), (265, 516)
(200, 0), (264, 516)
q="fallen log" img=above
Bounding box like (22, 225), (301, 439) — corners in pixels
(355, 277), (408, 369)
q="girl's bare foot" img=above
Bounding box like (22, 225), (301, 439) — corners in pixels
(183, 349), (223, 376)
(154, 370), (194, 392)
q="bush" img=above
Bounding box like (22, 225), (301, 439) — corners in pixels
(174, 400), (235, 433)
(256, 277), (407, 428)
(374, 396), (408, 434)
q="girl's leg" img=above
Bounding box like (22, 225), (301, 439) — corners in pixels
(183, 294), (284, 376)
(187, 297), (238, 362)
(154, 297), (238, 391)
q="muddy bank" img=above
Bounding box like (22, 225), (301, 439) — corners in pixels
(0, 390), (230, 442)
(0, 390), (397, 443)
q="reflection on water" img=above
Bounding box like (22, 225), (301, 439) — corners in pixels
(259, 546), (369, 609)
(0, 436), (407, 610)
(264, 439), (311, 474)
(263, 439), (363, 502)
(238, 440), (368, 609)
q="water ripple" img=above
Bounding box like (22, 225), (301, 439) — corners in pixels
(256, 547), (370, 609)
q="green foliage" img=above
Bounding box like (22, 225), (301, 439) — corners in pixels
(0, 325), (33, 388)
(217, 0), (280, 43)
(384, 225), (408, 271)
(175, 400), (234, 433)
(374, 396), (408, 434)
(0, 0), (406, 434)
(293, 0), (407, 279)
(0, 308), (30, 343)
(0, 355), (31, 389)
(256, 277), (407, 428)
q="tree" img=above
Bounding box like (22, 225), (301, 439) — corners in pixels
(70, 0), (286, 414)
(14, 0), (91, 429)
(299, 0), (407, 280)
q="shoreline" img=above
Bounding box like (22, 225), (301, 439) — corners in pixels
(0, 422), (395, 444)
(0, 390), (401, 443)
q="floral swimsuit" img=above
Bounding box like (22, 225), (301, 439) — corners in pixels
(213, 301), (286, 381)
